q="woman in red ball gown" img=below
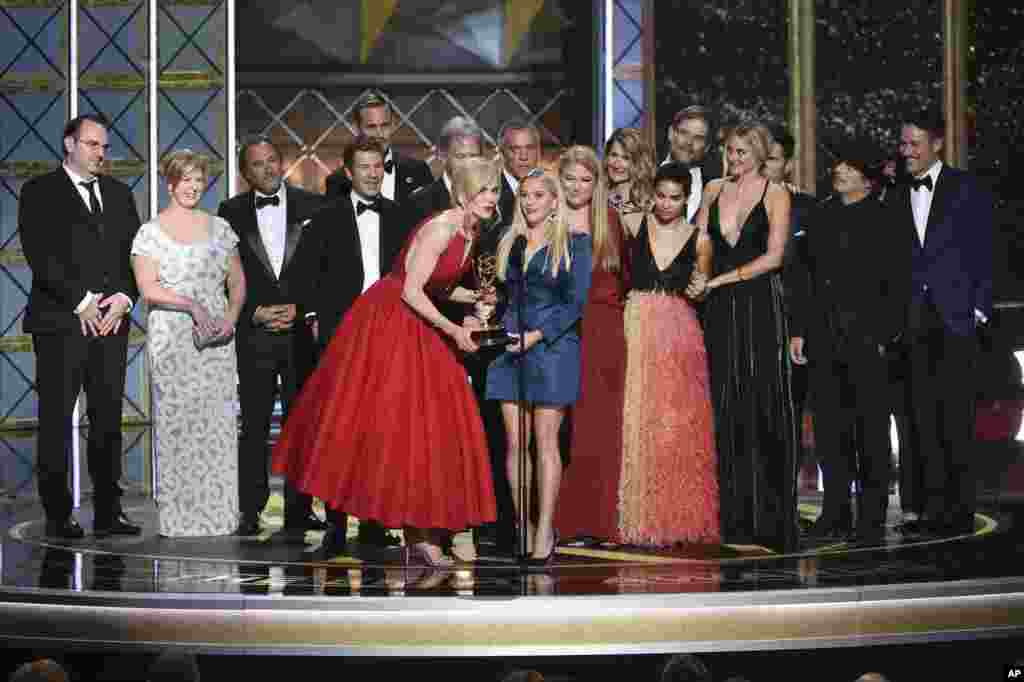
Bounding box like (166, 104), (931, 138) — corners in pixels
(552, 145), (631, 544)
(271, 157), (502, 566)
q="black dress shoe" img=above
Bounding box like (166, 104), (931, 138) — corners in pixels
(849, 525), (886, 547)
(804, 518), (851, 541)
(234, 516), (261, 536)
(93, 513), (142, 538)
(896, 518), (927, 536)
(282, 514), (327, 535)
(316, 528), (348, 559)
(302, 514), (329, 532)
(356, 524), (400, 547)
(45, 518), (85, 540)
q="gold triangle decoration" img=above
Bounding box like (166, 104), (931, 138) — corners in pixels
(503, 0), (546, 66)
(361, 0), (400, 63)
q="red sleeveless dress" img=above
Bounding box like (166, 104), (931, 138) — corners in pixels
(271, 229), (496, 531)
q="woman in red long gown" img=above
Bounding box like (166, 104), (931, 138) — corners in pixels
(553, 145), (631, 543)
(271, 157), (502, 566)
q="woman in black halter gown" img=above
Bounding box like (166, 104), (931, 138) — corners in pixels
(698, 123), (799, 552)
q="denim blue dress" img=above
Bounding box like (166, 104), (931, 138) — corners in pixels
(486, 232), (593, 406)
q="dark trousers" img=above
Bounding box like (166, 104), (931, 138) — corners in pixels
(906, 299), (978, 529)
(467, 349), (515, 552)
(33, 332), (127, 524)
(888, 343), (923, 515)
(810, 339), (892, 533)
(236, 329), (315, 525)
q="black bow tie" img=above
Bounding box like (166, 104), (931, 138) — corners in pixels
(255, 194), (280, 209)
(909, 175), (933, 192)
(357, 199), (382, 215)
(383, 159), (394, 174)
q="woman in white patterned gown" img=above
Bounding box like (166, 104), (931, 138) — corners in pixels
(131, 150), (246, 536)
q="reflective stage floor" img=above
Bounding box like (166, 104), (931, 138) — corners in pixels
(1, 484), (1023, 660)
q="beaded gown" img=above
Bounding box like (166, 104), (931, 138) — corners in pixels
(619, 218), (719, 545)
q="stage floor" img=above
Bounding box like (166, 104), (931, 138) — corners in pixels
(1, 484), (1023, 656)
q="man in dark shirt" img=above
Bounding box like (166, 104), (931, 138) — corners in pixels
(789, 147), (910, 544)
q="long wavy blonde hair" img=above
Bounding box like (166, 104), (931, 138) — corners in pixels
(496, 168), (574, 280)
(559, 145), (618, 273)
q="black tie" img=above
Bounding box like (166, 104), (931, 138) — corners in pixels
(255, 194), (280, 209)
(909, 175), (933, 192)
(81, 180), (102, 216)
(357, 200), (381, 216)
(383, 159), (394, 174)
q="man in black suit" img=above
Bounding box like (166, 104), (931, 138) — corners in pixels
(19, 114), (142, 538)
(406, 117), (486, 223)
(325, 92), (433, 205)
(789, 148), (909, 544)
(890, 110), (994, 537)
(496, 119), (540, 228)
(217, 135), (328, 537)
(303, 136), (409, 554)
(407, 116), (521, 556)
(663, 105), (719, 221)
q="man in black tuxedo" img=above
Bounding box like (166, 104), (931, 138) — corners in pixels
(789, 148), (909, 544)
(304, 136), (409, 554)
(495, 119), (540, 227)
(217, 135), (328, 537)
(663, 105), (719, 221)
(889, 110), (994, 537)
(406, 117), (487, 223)
(19, 114), (142, 538)
(325, 92), (433, 205)
(406, 116), (520, 556)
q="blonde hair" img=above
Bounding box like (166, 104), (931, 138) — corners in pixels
(496, 169), (574, 280)
(159, 148), (210, 188)
(727, 123), (773, 171)
(604, 127), (654, 209)
(450, 155), (501, 209)
(559, 145), (619, 272)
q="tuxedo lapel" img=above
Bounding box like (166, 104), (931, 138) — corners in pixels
(922, 169), (953, 254)
(242, 193), (277, 280)
(280, 187), (303, 276)
(379, 200), (404, 274)
(902, 185), (923, 253)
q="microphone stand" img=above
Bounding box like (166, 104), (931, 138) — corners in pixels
(515, 238), (532, 568)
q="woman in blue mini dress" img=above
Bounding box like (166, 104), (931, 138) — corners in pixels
(487, 168), (593, 564)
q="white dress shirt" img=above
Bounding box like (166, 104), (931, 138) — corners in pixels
(255, 184), (287, 278)
(380, 148), (396, 201)
(63, 163), (133, 313)
(911, 160), (942, 246)
(686, 166), (703, 222)
(351, 191), (382, 292)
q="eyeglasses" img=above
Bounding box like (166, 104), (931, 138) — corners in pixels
(78, 139), (110, 151)
(525, 167), (545, 179)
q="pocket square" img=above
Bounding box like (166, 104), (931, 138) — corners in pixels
(300, 218), (313, 227)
